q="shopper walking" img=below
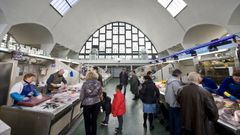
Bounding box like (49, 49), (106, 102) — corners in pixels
(93, 66), (103, 87)
(165, 69), (182, 135)
(80, 71), (102, 135)
(130, 70), (140, 100)
(119, 68), (129, 95)
(139, 75), (160, 130)
(177, 72), (219, 135)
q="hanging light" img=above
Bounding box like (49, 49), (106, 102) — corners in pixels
(208, 45), (218, 52)
(190, 50), (197, 56)
(173, 55), (178, 60)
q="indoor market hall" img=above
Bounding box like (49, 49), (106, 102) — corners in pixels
(1, 0), (240, 135)
(67, 78), (168, 135)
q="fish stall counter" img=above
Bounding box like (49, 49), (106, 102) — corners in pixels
(0, 83), (83, 135)
(213, 95), (240, 135)
(155, 81), (240, 135)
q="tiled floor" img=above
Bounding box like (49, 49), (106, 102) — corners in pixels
(67, 78), (169, 135)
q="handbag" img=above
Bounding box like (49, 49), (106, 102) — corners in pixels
(139, 84), (146, 101)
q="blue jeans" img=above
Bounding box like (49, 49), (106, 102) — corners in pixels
(169, 107), (182, 135)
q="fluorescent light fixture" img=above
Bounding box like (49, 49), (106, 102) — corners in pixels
(0, 47), (9, 52)
(198, 48), (228, 56)
(167, 0), (187, 17)
(57, 58), (71, 63)
(72, 61), (79, 64)
(163, 48), (229, 63)
(157, 0), (172, 8)
(163, 60), (175, 63)
(177, 49), (229, 61)
(28, 54), (54, 60)
(178, 57), (193, 61)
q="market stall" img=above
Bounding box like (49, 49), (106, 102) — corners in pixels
(0, 83), (82, 135)
(0, 71), (112, 135)
(156, 82), (240, 135)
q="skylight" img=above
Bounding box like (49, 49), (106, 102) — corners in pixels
(50, 0), (80, 16)
(67, 0), (79, 6)
(158, 0), (187, 17)
(157, 0), (171, 8)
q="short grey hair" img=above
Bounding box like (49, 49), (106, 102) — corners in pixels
(188, 72), (201, 82)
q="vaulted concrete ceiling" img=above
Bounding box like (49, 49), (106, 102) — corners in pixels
(0, 0), (240, 55)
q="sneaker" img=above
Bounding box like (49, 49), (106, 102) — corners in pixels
(115, 127), (122, 131)
(143, 123), (147, 128)
(150, 125), (155, 131)
(115, 128), (122, 133)
(101, 122), (108, 126)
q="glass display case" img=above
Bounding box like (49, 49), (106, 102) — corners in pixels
(197, 58), (235, 84)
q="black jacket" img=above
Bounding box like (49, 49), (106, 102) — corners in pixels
(101, 96), (111, 114)
(140, 80), (160, 104)
(120, 72), (128, 85)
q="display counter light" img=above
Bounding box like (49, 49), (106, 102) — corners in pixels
(198, 48), (228, 56)
(0, 47), (9, 52)
(28, 53), (54, 60)
(163, 48), (229, 63)
(158, 34), (236, 61)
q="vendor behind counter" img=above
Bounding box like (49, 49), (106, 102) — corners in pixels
(9, 73), (42, 104)
(201, 76), (218, 93)
(46, 69), (67, 94)
(218, 69), (240, 103)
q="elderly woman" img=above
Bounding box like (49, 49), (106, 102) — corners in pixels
(80, 71), (102, 135)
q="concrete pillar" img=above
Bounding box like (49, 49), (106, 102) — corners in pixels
(58, 49), (70, 59)
(67, 50), (79, 59)
(41, 43), (55, 56)
(0, 24), (10, 42)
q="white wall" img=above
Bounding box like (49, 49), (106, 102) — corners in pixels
(153, 64), (173, 81)
(0, 0), (240, 54)
(174, 60), (195, 75)
(41, 60), (80, 85)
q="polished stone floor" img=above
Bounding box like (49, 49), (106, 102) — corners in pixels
(67, 78), (169, 135)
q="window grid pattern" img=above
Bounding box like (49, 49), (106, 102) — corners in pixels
(79, 22), (158, 60)
(157, 0), (187, 17)
(50, 0), (80, 16)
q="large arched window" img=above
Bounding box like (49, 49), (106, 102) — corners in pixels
(79, 22), (158, 60)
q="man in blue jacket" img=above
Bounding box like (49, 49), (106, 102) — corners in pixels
(218, 70), (240, 103)
(201, 76), (218, 93)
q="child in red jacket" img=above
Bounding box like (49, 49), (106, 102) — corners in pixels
(112, 84), (126, 134)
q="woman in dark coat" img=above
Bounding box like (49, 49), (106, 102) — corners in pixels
(139, 75), (160, 130)
(130, 70), (140, 100)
